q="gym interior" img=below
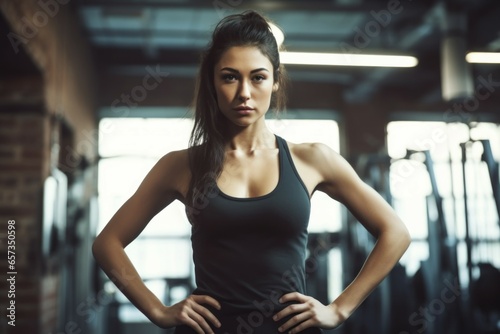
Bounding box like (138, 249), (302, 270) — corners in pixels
(1, 0), (499, 333)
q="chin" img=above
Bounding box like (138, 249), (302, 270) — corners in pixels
(230, 119), (255, 128)
(221, 114), (258, 127)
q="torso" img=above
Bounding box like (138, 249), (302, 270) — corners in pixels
(187, 135), (312, 313)
(171, 135), (326, 333)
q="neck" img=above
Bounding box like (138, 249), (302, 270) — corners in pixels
(224, 120), (276, 152)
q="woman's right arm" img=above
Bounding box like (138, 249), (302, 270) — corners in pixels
(92, 150), (221, 333)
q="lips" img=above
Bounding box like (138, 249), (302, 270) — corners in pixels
(233, 106), (254, 115)
(234, 106), (254, 111)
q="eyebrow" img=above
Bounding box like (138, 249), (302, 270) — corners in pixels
(220, 67), (269, 74)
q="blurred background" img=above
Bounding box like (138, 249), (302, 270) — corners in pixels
(1, 0), (500, 333)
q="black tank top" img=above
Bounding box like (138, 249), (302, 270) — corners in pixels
(182, 135), (322, 333)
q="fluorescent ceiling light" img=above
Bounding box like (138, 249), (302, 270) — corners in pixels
(466, 52), (500, 64)
(279, 51), (418, 67)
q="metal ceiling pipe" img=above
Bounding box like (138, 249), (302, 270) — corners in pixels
(440, 9), (474, 102)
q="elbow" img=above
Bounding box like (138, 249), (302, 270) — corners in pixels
(92, 234), (106, 262)
(381, 220), (411, 254)
(92, 233), (123, 264)
(91, 236), (101, 261)
(398, 223), (412, 253)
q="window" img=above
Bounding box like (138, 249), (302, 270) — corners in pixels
(387, 121), (500, 286)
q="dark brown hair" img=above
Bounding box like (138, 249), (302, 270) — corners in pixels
(187, 10), (287, 211)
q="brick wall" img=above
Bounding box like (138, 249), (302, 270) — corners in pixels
(0, 0), (98, 333)
(0, 109), (49, 333)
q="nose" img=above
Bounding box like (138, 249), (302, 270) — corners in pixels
(238, 80), (251, 101)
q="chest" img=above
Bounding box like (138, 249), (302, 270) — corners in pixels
(190, 159), (311, 241)
(192, 190), (311, 242)
(217, 149), (279, 198)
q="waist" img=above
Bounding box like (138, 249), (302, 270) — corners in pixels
(175, 298), (324, 334)
(192, 287), (296, 315)
(192, 264), (306, 314)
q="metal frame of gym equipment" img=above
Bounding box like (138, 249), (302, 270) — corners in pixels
(403, 137), (500, 334)
(460, 139), (500, 333)
(406, 149), (465, 334)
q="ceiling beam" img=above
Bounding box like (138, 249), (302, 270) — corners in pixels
(344, 2), (443, 103)
(80, 0), (431, 13)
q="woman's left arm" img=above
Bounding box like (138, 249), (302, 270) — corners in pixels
(274, 143), (411, 333)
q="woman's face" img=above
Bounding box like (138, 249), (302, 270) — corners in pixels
(213, 45), (278, 128)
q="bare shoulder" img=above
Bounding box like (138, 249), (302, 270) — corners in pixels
(285, 140), (363, 201)
(287, 141), (344, 174)
(148, 148), (191, 199)
(157, 148), (190, 171)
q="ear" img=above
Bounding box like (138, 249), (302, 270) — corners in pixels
(272, 81), (279, 92)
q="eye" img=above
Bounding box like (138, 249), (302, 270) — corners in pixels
(253, 75), (266, 82)
(222, 74), (237, 82)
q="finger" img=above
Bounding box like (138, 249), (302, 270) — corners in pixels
(288, 318), (316, 334)
(187, 309), (215, 334)
(180, 313), (206, 334)
(273, 303), (308, 322)
(192, 295), (222, 310)
(192, 303), (222, 328)
(278, 311), (312, 333)
(279, 292), (307, 304)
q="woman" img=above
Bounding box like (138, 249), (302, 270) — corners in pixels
(92, 10), (411, 334)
